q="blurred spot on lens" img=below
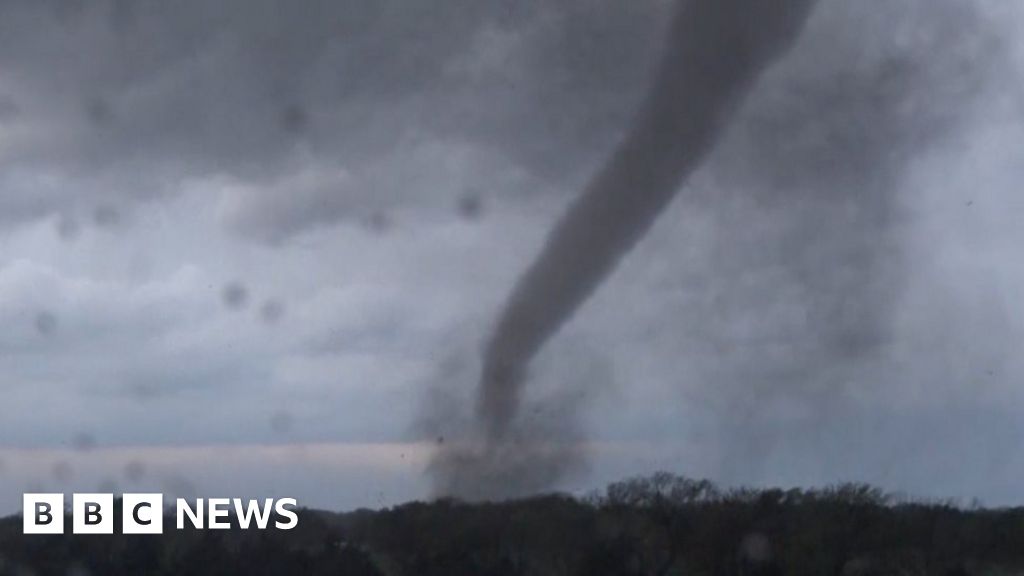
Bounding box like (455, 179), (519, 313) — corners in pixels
(52, 461), (73, 483)
(365, 211), (392, 234)
(35, 311), (58, 336)
(93, 204), (121, 228)
(222, 281), (249, 310)
(281, 103), (308, 135)
(124, 460), (146, 482)
(71, 432), (96, 452)
(456, 192), (484, 221)
(85, 97), (113, 126)
(56, 215), (81, 241)
(260, 299), (285, 324)
(270, 410), (293, 435)
(740, 532), (772, 564)
(163, 475), (198, 500)
(97, 478), (118, 495)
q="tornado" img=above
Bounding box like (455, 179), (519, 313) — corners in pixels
(477, 0), (820, 441)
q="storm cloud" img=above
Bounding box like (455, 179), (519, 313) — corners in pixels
(0, 0), (1022, 511)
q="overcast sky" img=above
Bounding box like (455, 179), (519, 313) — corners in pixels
(0, 0), (1023, 513)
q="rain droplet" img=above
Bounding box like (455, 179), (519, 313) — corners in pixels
(52, 461), (73, 483)
(93, 204), (121, 228)
(456, 192), (484, 221)
(281, 104), (308, 135)
(364, 211), (392, 234)
(124, 460), (146, 482)
(34, 311), (58, 336)
(740, 532), (772, 563)
(222, 282), (249, 310)
(71, 432), (96, 452)
(56, 215), (81, 241)
(163, 475), (198, 500)
(97, 478), (118, 495)
(270, 410), (293, 434)
(85, 97), (113, 126)
(260, 300), (285, 324)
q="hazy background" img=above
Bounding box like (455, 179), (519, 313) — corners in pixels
(0, 0), (1022, 513)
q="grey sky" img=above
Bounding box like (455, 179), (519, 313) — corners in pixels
(0, 0), (1022, 512)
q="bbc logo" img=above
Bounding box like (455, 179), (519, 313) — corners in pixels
(24, 493), (298, 534)
(23, 493), (163, 535)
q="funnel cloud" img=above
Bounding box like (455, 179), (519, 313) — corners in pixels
(430, 0), (820, 497)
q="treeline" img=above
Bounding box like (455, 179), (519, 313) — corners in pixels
(2, 472), (1024, 575)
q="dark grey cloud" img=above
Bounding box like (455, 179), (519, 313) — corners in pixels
(0, 0), (491, 229)
(2, 0), (1003, 245)
(0, 0), (647, 233)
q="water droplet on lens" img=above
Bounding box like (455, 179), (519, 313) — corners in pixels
(222, 282), (249, 310)
(260, 300), (285, 324)
(457, 192), (484, 221)
(35, 311), (58, 336)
